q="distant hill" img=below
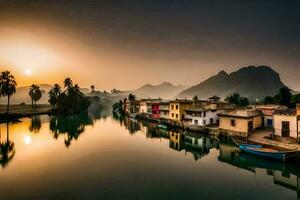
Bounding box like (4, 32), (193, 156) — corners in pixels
(0, 84), (92, 105)
(132, 82), (188, 99)
(177, 66), (287, 100)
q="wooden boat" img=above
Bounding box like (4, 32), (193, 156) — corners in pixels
(239, 144), (298, 162)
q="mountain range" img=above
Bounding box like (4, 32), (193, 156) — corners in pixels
(177, 66), (287, 100)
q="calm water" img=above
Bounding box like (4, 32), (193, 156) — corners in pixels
(0, 112), (300, 200)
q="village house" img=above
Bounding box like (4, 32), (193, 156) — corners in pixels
(254, 105), (287, 128)
(124, 99), (140, 114)
(169, 99), (194, 121)
(218, 109), (263, 138)
(273, 109), (300, 140)
(184, 107), (218, 126)
(159, 101), (170, 119)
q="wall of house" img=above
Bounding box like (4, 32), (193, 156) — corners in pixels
(188, 111), (218, 126)
(169, 102), (193, 121)
(219, 116), (262, 137)
(139, 103), (147, 113)
(274, 114), (298, 138)
(263, 116), (274, 127)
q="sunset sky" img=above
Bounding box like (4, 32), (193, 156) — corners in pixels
(0, 0), (299, 90)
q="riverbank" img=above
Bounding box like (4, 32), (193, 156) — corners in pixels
(0, 104), (53, 122)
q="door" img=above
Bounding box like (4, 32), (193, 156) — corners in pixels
(248, 121), (253, 134)
(282, 121), (290, 137)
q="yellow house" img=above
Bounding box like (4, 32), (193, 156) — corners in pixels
(218, 109), (263, 138)
(169, 100), (194, 121)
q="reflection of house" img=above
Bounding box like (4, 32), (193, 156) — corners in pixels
(185, 107), (218, 126)
(255, 105), (287, 127)
(159, 101), (170, 119)
(169, 131), (183, 151)
(169, 100), (194, 121)
(184, 133), (219, 160)
(218, 109), (263, 137)
(273, 170), (300, 197)
(274, 109), (299, 139)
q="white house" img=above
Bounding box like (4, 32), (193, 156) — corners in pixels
(184, 107), (219, 126)
(274, 109), (300, 139)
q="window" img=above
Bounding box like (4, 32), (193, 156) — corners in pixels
(203, 120), (206, 125)
(171, 105), (174, 110)
(231, 119), (236, 127)
(203, 112), (206, 117)
(176, 114), (178, 119)
(172, 113), (174, 117)
(210, 118), (213, 124)
(194, 120), (198, 125)
(176, 105), (179, 110)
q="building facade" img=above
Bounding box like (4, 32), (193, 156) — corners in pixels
(169, 100), (194, 121)
(218, 109), (263, 137)
(185, 108), (219, 126)
(273, 109), (299, 139)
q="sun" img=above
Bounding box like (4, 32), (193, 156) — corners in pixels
(25, 69), (32, 76)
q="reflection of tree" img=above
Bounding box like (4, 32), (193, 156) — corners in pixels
(49, 113), (93, 147)
(29, 116), (42, 133)
(0, 123), (15, 168)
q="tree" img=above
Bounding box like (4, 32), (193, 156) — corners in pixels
(263, 96), (275, 104)
(193, 95), (199, 102)
(0, 71), (17, 113)
(29, 84), (42, 107)
(225, 93), (249, 107)
(276, 87), (292, 107)
(48, 84), (62, 107)
(128, 93), (136, 101)
(64, 78), (73, 94)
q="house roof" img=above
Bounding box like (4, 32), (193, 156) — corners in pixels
(218, 109), (262, 118)
(255, 104), (287, 110)
(169, 99), (194, 103)
(274, 109), (296, 116)
(185, 106), (216, 112)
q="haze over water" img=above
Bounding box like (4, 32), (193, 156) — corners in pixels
(0, 113), (299, 200)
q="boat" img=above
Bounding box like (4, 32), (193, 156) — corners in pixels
(239, 144), (298, 162)
(157, 124), (168, 130)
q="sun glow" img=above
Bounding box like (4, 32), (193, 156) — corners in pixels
(24, 135), (32, 145)
(25, 69), (32, 76)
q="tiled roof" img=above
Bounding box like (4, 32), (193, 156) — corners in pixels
(218, 109), (262, 118)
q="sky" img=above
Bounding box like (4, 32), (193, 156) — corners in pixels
(0, 0), (299, 91)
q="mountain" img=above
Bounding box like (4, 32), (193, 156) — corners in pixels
(177, 66), (287, 100)
(132, 82), (188, 99)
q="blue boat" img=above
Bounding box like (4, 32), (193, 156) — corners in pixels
(239, 144), (298, 162)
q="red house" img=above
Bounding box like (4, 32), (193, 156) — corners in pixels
(151, 102), (160, 119)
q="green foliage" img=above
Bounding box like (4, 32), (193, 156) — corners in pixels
(263, 87), (293, 107)
(263, 96), (275, 104)
(52, 78), (91, 113)
(225, 93), (249, 107)
(29, 84), (42, 107)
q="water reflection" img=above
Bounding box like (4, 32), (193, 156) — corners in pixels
(29, 116), (41, 133)
(117, 116), (300, 198)
(0, 123), (15, 168)
(49, 112), (101, 147)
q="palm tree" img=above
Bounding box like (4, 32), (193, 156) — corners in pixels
(29, 84), (37, 108)
(64, 78), (73, 93)
(29, 84), (42, 107)
(0, 123), (15, 168)
(48, 84), (61, 107)
(0, 71), (17, 113)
